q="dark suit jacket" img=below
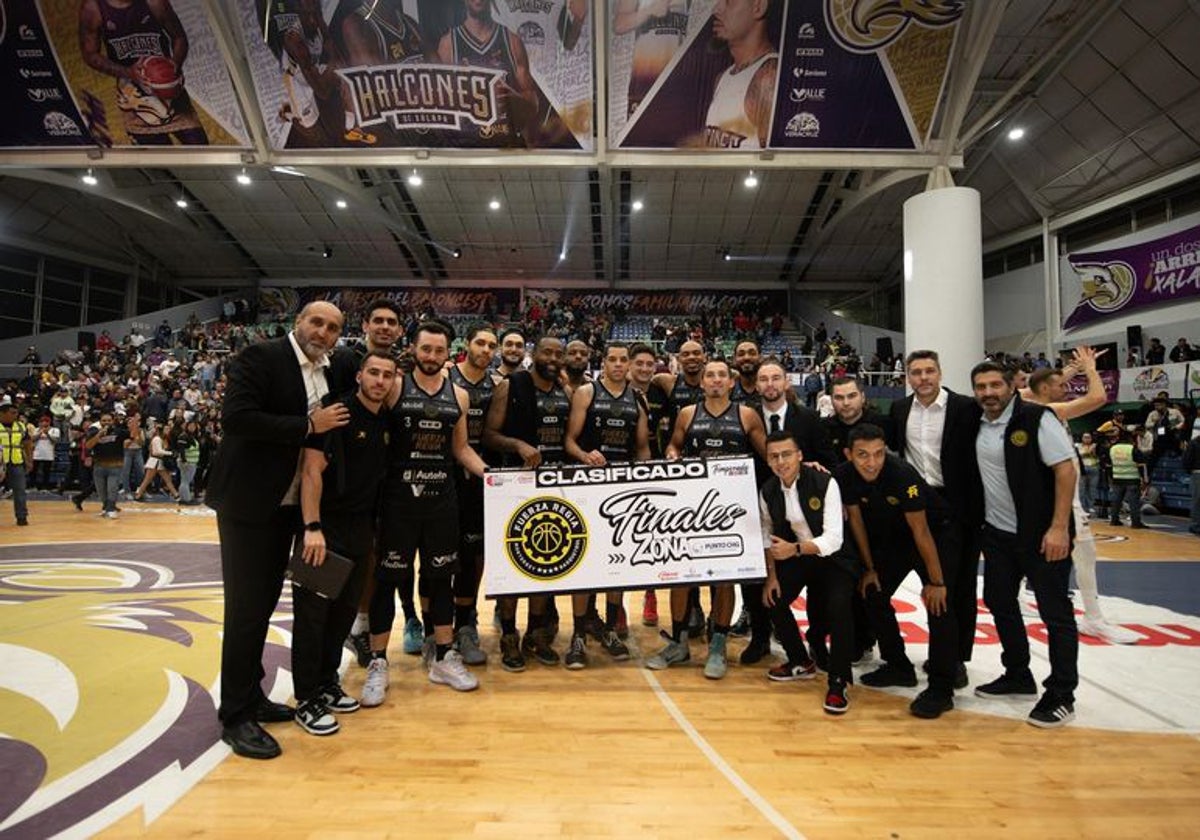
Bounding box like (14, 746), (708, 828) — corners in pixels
(888, 387), (982, 526)
(205, 337), (315, 522)
(762, 400), (838, 472)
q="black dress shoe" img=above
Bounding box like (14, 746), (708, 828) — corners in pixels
(221, 720), (281, 760)
(254, 699), (295, 723)
(739, 636), (771, 665)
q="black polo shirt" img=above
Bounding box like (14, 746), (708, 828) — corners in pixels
(304, 391), (389, 517)
(835, 453), (944, 550)
(823, 409), (890, 464)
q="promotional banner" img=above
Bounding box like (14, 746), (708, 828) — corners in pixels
(1063, 223), (1200, 330)
(0, 0), (251, 148)
(610, 0), (961, 151)
(483, 458), (766, 598)
(524, 288), (787, 315)
(1064, 369), (1120, 404)
(259, 286), (521, 318)
(240, 0), (593, 151)
(1114, 362), (1195, 404)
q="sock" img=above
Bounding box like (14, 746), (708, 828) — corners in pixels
(500, 615), (518, 635)
(422, 612), (435, 638)
(454, 603), (474, 630)
(435, 643), (451, 662)
(672, 620), (687, 642)
(351, 612), (369, 635)
(714, 624), (731, 637)
(605, 600), (618, 629)
(573, 613), (588, 637)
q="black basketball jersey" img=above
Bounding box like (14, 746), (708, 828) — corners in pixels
(449, 22), (517, 143)
(667, 374), (703, 423)
(99, 0), (170, 65)
(331, 0), (424, 63)
(534, 383), (571, 465)
(386, 373), (461, 499)
(730, 378), (762, 410)
(684, 402), (748, 458)
(448, 365), (495, 449)
(580, 380), (642, 462)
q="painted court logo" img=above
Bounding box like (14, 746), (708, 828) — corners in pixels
(504, 496), (588, 580)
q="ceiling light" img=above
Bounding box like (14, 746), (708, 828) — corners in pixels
(744, 171), (758, 188)
(81, 168), (98, 186)
(489, 198), (501, 210)
(452, 247), (462, 259)
(270, 165), (304, 177)
(408, 169), (422, 186)
(322, 245), (332, 259)
(723, 248), (732, 262)
(631, 199), (644, 212)
(236, 168), (252, 186)
(1007, 127), (1025, 141)
(335, 199), (347, 209)
(175, 197), (188, 209)
(559, 250), (567, 261)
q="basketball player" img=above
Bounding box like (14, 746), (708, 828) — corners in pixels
(1025, 346), (1139, 645)
(361, 322), (488, 704)
(699, 0), (778, 149)
(448, 325), (501, 665)
(614, 0), (690, 118)
(650, 358), (767, 678)
(564, 339), (593, 387)
(437, 0), (539, 147)
(78, 0), (210, 145)
(731, 339), (763, 409)
(482, 336), (572, 670)
(331, 0), (424, 65)
(564, 342), (651, 668)
(496, 328), (528, 377)
(644, 339), (706, 629)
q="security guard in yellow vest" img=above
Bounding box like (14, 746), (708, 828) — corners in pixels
(0, 399), (32, 526)
(1107, 432), (1145, 528)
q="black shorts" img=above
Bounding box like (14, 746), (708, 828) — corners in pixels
(456, 473), (485, 548)
(377, 495), (459, 583)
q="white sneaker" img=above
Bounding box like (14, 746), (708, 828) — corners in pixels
(361, 658), (389, 707)
(428, 649), (479, 691)
(104, 510), (118, 519)
(295, 698), (339, 735)
(1078, 616), (1140, 645)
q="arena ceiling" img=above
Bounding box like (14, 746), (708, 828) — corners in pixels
(0, 0), (1198, 294)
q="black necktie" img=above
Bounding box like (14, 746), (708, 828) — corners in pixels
(770, 413), (781, 433)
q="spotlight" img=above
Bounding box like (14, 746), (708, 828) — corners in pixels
(723, 248), (732, 262)
(322, 245), (332, 259)
(631, 199), (644, 212)
(408, 169), (422, 186)
(81, 168), (98, 186)
(236, 168), (252, 186)
(559, 250), (567, 261)
(335, 199), (348, 209)
(744, 171), (758, 188)
(452, 247), (462, 259)
(1007, 127), (1025, 141)
(175, 197), (188, 209)
(489, 198), (501, 210)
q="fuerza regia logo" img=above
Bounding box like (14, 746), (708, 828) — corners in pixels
(824, 0), (964, 54)
(504, 496), (589, 581)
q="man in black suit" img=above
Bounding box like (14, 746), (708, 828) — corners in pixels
(887, 350), (983, 684)
(206, 301), (350, 759)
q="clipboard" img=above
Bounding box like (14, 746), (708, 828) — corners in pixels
(287, 538), (354, 600)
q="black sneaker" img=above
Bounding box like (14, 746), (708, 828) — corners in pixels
(739, 636), (771, 665)
(1027, 693), (1076, 728)
(345, 631), (372, 669)
(921, 660), (969, 690)
(522, 627), (560, 666)
(823, 678), (850, 715)
(767, 659), (817, 681)
(729, 606), (751, 638)
(909, 688), (954, 719)
(860, 663), (918, 688)
(72, 495), (83, 511)
(564, 633), (587, 670)
(974, 671), (1038, 698)
(500, 632), (526, 672)
(319, 683), (360, 714)
(294, 698), (339, 736)
(597, 628), (631, 661)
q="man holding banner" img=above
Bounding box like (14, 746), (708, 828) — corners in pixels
(650, 358), (767, 678)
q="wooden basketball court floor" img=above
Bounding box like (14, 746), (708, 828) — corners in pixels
(2, 499), (1200, 839)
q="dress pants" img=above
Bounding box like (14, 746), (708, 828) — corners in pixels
(217, 505), (299, 726)
(769, 558), (855, 683)
(981, 524), (1078, 701)
(291, 512), (373, 702)
(935, 509), (982, 664)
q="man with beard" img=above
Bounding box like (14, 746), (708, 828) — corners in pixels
(651, 359), (767, 678)
(971, 362), (1079, 728)
(448, 325), (501, 665)
(482, 336), (572, 670)
(293, 351), (396, 736)
(643, 339), (706, 628)
(564, 343), (651, 668)
(730, 339), (763, 409)
(496, 328), (528, 377)
(207, 301), (350, 759)
(823, 377), (890, 461)
(564, 339), (593, 387)
(362, 322), (488, 704)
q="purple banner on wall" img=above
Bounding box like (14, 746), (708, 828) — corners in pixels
(1063, 223), (1200, 330)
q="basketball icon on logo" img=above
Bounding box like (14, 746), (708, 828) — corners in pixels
(504, 496), (588, 581)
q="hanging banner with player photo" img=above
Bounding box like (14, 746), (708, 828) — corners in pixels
(610, 0), (961, 151)
(483, 457), (766, 598)
(239, 0), (593, 151)
(0, 0), (251, 148)
(1062, 223), (1200, 330)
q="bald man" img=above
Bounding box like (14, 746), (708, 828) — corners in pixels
(207, 301), (351, 759)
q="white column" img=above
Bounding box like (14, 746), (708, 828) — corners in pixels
(902, 186), (985, 394)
